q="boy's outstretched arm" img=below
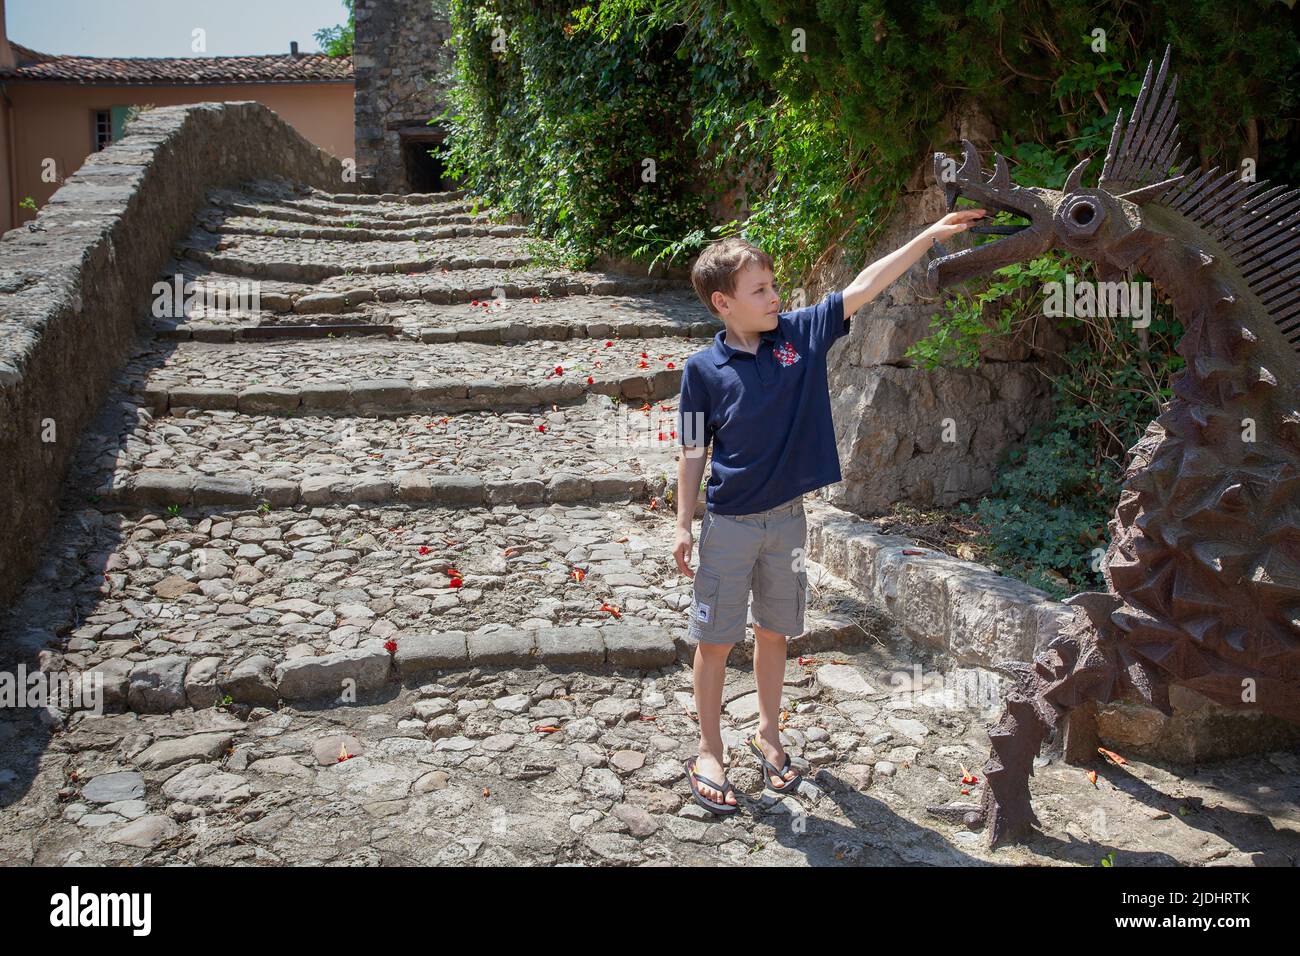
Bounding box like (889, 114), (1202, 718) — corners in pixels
(841, 209), (987, 318)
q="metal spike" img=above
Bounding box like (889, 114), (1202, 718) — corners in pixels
(1222, 188), (1291, 238)
(958, 138), (981, 180)
(1228, 193), (1300, 249)
(1116, 175), (1184, 204)
(1244, 247), (1300, 286)
(989, 153), (1011, 190)
(1198, 179), (1261, 230)
(1242, 260), (1300, 300)
(1128, 73), (1180, 183)
(1152, 123), (1183, 173)
(1098, 109), (1127, 186)
(1273, 308), (1300, 334)
(1215, 182), (1279, 234)
(1118, 46), (1174, 182)
(1220, 202), (1300, 252)
(1258, 277), (1299, 305)
(1240, 236), (1300, 279)
(1273, 313), (1300, 336)
(1113, 58), (1158, 181)
(1238, 247), (1300, 284)
(1063, 157), (1089, 194)
(1237, 219), (1300, 265)
(1179, 170), (1240, 219)
(1170, 166), (1220, 211)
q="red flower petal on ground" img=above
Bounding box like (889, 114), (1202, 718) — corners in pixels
(418, 545), (431, 555)
(640, 351), (648, 358)
(554, 365), (563, 374)
(449, 578), (463, 589)
(586, 375), (593, 384)
(604, 341), (613, 347)
(667, 362), (675, 369)
(384, 639), (398, 654)
(538, 424), (546, 432)
(638, 360), (649, 368)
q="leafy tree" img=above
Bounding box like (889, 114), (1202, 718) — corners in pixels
(315, 0), (355, 57)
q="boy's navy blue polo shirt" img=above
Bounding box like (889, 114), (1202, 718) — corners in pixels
(678, 290), (850, 515)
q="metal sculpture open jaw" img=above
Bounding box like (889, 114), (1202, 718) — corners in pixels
(922, 44), (1300, 848)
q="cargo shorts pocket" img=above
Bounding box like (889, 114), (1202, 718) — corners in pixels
(692, 569), (722, 632)
(795, 569), (808, 622)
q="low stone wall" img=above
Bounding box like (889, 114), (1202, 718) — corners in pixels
(806, 499), (1073, 667)
(806, 499), (1300, 761)
(0, 101), (347, 609)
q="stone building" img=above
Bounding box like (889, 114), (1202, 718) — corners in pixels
(353, 0), (459, 194)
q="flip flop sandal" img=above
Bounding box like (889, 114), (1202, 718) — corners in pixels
(747, 734), (802, 793)
(684, 756), (739, 815)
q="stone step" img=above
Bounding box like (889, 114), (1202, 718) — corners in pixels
(218, 199), (494, 229)
(178, 233), (533, 282)
(369, 289), (716, 343)
(208, 184), (492, 227)
(211, 214), (528, 242)
(83, 392), (682, 507)
(1, 498), (871, 715)
(307, 187), (473, 206)
(148, 289), (715, 344)
(127, 336), (689, 414)
(160, 256), (692, 313)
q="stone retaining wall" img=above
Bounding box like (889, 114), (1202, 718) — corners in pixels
(806, 499), (1300, 761)
(0, 102), (346, 609)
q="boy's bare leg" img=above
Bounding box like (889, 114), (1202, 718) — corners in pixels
(692, 640), (737, 806)
(752, 623), (799, 787)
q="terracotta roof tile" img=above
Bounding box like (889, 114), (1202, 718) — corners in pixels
(1, 42), (352, 84)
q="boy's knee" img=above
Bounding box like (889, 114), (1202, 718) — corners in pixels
(694, 640), (733, 659)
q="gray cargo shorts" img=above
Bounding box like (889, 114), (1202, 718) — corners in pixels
(687, 494), (808, 645)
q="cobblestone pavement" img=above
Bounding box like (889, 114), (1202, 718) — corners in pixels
(1, 183), (1296, 866)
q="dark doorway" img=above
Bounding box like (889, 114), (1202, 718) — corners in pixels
(399, 129), (455, 193)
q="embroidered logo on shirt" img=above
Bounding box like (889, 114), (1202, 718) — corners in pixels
(773, 341), (801, 367)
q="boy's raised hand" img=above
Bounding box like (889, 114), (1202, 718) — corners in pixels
(926, 208), (986, 241)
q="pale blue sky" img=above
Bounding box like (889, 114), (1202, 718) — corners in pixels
(7, 0), (352, 57)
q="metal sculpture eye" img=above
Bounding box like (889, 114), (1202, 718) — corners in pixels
(1058, 194), (1104, 238)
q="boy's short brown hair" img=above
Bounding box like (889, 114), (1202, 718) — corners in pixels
(689, 237), (774, 316)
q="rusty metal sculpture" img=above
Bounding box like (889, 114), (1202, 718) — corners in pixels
(923, 46), (1300, 847)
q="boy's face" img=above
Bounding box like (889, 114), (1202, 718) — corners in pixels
(711, 262), (780, 331)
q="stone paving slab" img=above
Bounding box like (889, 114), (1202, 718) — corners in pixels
(3, 649), (1296, 866)
(83, 393), (682, 504)
(128, 336), (690, 413)
(0, 497), (875, 715)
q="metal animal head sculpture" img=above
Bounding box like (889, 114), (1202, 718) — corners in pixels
(922, 45), (1300, 847)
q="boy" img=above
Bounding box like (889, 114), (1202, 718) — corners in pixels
(673, 209), (985, 812)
